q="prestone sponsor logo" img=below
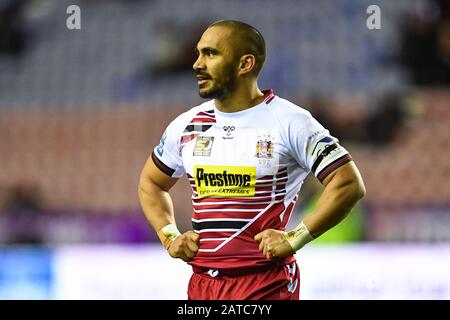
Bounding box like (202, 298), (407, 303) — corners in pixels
(194, 165), (256, 198)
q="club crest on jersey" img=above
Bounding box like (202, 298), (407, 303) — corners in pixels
(256, 136), (273, 159)
(193, 136), (214, 156)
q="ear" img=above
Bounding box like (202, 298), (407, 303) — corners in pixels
(237, 54), (256, 76)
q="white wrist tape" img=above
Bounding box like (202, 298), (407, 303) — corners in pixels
(160, 224), (181, 242)
(283, 221), (314, 252)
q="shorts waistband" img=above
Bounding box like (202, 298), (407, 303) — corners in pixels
(192, 261), (286, 278)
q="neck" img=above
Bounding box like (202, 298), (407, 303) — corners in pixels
(214, 81), (265, 113)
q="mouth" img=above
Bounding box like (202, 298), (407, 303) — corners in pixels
(196, 75), (211, 87)
(198, 79), (209, 86)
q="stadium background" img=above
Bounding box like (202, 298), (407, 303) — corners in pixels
(0, 0), (449, 299)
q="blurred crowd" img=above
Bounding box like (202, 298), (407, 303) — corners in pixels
(0, 0), (28, 57)
(399, 0), (450, 86)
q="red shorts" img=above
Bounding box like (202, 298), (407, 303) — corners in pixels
(188, 262), (300, 300)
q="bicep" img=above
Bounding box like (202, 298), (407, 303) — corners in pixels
(139, 155), (179, 192)
(321, 161), (364, 189)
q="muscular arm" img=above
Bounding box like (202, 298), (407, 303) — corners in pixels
(138, 156), (199, 261)
(255, 161), (366, 259)
(138, 156), (178, 234)
(303, 161), (366, 238)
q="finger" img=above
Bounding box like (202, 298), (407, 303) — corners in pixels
(183, 246), (195, 260)
(263, 244), (268, 257)
(189, 232), (200, 243)
(169, 246), (188, 261)
(264, 246), (272, 260)
(254, 232), (263, 242)
(187, 239), (199, 253)
(259, 239), (265, 252)
(175, 249), (188, 261)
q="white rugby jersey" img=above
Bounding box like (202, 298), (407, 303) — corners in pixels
(152, 89), (352, 272)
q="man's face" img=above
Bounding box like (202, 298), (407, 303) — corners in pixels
(193, 26), (239, 99)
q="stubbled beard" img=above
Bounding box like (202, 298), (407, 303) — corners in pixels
(199, 85), (224, 99)
(198, 64), (237, 99)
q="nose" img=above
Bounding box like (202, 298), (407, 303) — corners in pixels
(193, 55), (205, 72)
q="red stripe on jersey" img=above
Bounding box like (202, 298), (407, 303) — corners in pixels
(193, 211), (259, 220)
(276, 171), (288, 178)
(191, 189), (286, 196)
(189, 184), (285, 191)
(191, 117), (216, 123)
(255, 191), (283, 197)
(317, 154), (352, 182)
(151, 151), (175, 177)
(192, 187), (284, 198)
(256, 175), (274, 181)
(191, 192), (274, 199)
(198, 240), (225, 251)
(256, 176), (288, 183)
(266, 95), (275, 104)
(262, 89), (274, 102)
(192, 192), (285, 199)
(189, 181), (285, 187)
(280, 198), (297, 230)
(181, 133), (197, 145)
(275, 194), (285, 201)
(188, 173), (285, 181)
(193, 196), (275, 203)
(276, 182), (287, 191)
(179, 110), (216, 151)
(193, 202), (268, 211)
(248, 200), (286, 232)
(255, 182), (286, 189)
(253, 186), (273, 191)
(197, 231), (236, 239)
(197, 111), (216, 118)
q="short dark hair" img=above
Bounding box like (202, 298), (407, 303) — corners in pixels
(208, 20), (266, 76)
